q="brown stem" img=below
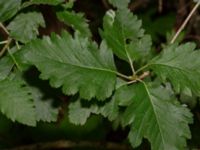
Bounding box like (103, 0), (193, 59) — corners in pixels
(170, 1), (200, 44)
(6, 140), (132, 150)
(127, 71), (150, 85)
(139, 71), (150, 80)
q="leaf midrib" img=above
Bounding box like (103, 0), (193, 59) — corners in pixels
(36, 52), (117, 75)
(142, 82), (166, 149)
(148, 62), (195, 73)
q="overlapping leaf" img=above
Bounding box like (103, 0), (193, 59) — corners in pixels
(100, 9), (151, 63)
(68, 82), (133, 124)
(21, 0), (64, 8)
(30, 87), (58, 122)
(0, 56), (14, 80)
(23, 31), (117, 100)
(148, 43), (200, 95)
(121, 82), (192, 150)
(0, 51), (58, 125)
(7, 12), (45, 43)
(0, 0), (21, 22)
(68, 100), (99, 125)
(57, 11), (91, 37)
(99, 97), (119, 121)
(100, 84), (135, 121)
(0, 79), (36, 126)
(68, 97), (119, 125)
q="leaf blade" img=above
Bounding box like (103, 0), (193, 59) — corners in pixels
(23, 32), (117, 100)
(68, 100), (99, 125)
(122, 82), (192, 150)
(0, 56), (14, 81)
(148, 43), (200, 95)
(30, 87), (59, 122)
(57, 11), (91, 37)
(0, 0), (21, 22)
(7, 12), (45, 43)
(0, 79), (36, 126)
(101, 9), (151, 64)
(21, 0), (64, 8)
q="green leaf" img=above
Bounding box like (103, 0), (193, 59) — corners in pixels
(122, 82), (192, 150)
(0, 79), (36, 126)
(148, 43), (200, 95)
(68, 95), (120, 123)
(99, 97), (119, 121)
(0, 56), (14, 81)
(127, 35), (152, 61)
(7, 12), (45, 43)
(62, 0), (75, 9)
(23, 31), (117, 100)
(57, 11), (91, 37)
(0, 48), (58, 124)
(68, 100), (99, 125)
(100, 9), (151, 63)
(30, 87), (58, 122)
(21, 0), (64, 8)
(115, 84), (135, 106)
(108, 0), (130, 9)
(0, 0), (21, 22)
(68, 100), (91, 125)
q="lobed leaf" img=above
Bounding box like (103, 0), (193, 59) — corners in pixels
(100, 83), (135, 121)
(21, 0), (64, 8)
(23, 31), (117, 100)
(30, 87), (59, 122)
(68, 100), (99, 125)
(99, 97), (119, 121)
(0, 79), (36, 126)
(121, 82), (192, 150)
(0, 50), (59, 124)
(148, 43), (200, 95)
(100, 9), (151, 64)
(7, 12), (45, 43)
(57, 11), (91, 37)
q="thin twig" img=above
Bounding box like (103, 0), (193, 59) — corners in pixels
(0, 40), (8, 45)
(0, 22), (9, 35)
(127, 71), (150, 84)
(170, 1), (200, 44)
(127, 79), (138, 85)
(139, 71), (150, 80)
(6, 140), (132, 150)
(117, 72), (132, 80)
(0, 38), (12, 57)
